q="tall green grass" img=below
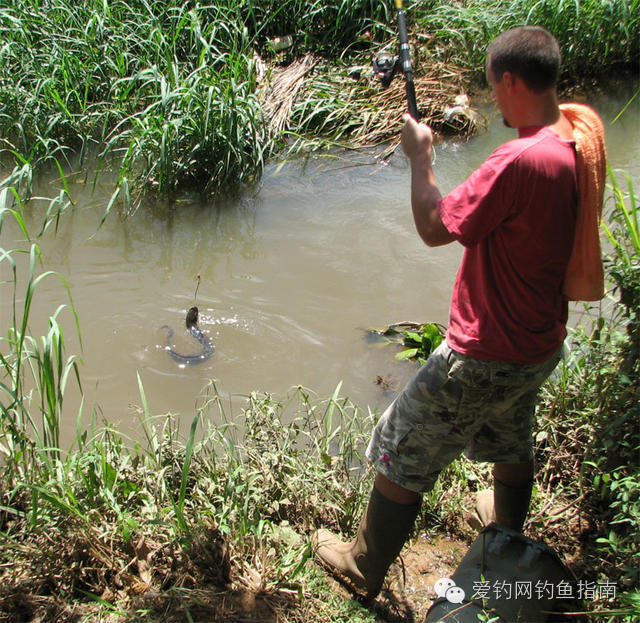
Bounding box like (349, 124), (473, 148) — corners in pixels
(0, 191), (80, 480)
(0, 0), (391, 207)
(2, 0), (638, 208)
(603, 166), (640, 356)
(413, 0), (640, 85)
(531, 169), (639, 621)
(0, 1), (271, 205)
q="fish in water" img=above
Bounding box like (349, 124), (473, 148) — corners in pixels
(162, 306), (214, 365)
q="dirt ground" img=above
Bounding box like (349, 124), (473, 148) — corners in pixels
(323, 532), (470, 623)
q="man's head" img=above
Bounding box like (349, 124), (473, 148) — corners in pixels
(486, 26), (561, 93)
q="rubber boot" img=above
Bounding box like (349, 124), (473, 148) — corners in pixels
(476, 477), (533, 532)
(312, 486), (420, 599)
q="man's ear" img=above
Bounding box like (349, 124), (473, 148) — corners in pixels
(502, 70), (515, 91)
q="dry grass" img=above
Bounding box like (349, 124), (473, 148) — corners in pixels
(261, 55), (320, 136)
(353, 67), (478, 150)
(257, 44), (477, 161)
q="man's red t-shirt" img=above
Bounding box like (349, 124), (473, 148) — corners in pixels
(438, 126), (578, 364)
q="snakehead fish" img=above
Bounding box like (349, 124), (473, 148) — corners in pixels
(162, 306), (214, 365)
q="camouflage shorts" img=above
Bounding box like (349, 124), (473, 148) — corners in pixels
(365, 341), (562, 493)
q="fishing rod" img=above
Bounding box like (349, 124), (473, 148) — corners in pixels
(372, 0), (419, 119)
(394, 0), (419, 119)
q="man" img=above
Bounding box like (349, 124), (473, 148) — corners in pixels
(313, 25), (581, 599)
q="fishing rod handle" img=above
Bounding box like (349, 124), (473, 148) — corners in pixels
(405, 79), (419, 120)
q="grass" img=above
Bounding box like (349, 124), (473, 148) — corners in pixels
(0, 0), (393, 208)
(526, 168), (639, 620)
(1, 0), (638, 209)
(0, 193), (80, 478)
(411, 0), (640, 86)
(0, 195), (379, 618)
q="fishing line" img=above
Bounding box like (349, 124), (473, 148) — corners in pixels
(194, 272), (201, 302)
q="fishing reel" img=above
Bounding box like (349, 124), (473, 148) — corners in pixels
(372, 52), (400, 88)
(373, 0), (420, 119)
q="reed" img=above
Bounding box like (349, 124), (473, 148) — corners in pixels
(0, 0), (390, 204)
(414, 0), (640, 85)
(2, 0), (637, 206)
(0, 198), (80, 481)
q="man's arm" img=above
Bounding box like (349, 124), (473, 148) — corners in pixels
(401, 115), (456, 247)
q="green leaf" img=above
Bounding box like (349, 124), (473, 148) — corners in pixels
(396, 347), (419, 361)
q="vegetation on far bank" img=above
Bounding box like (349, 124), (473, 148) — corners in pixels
(0, 0), (638, 208)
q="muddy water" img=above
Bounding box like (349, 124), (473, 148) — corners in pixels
(2, 85), (638, 441)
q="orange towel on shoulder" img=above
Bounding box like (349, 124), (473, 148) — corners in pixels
(559, 103), (607, 301)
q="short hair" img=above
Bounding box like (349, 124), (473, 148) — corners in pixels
(486, 26), (561, 92)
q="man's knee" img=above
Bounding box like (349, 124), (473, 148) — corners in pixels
(374, 471), (421, 505)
